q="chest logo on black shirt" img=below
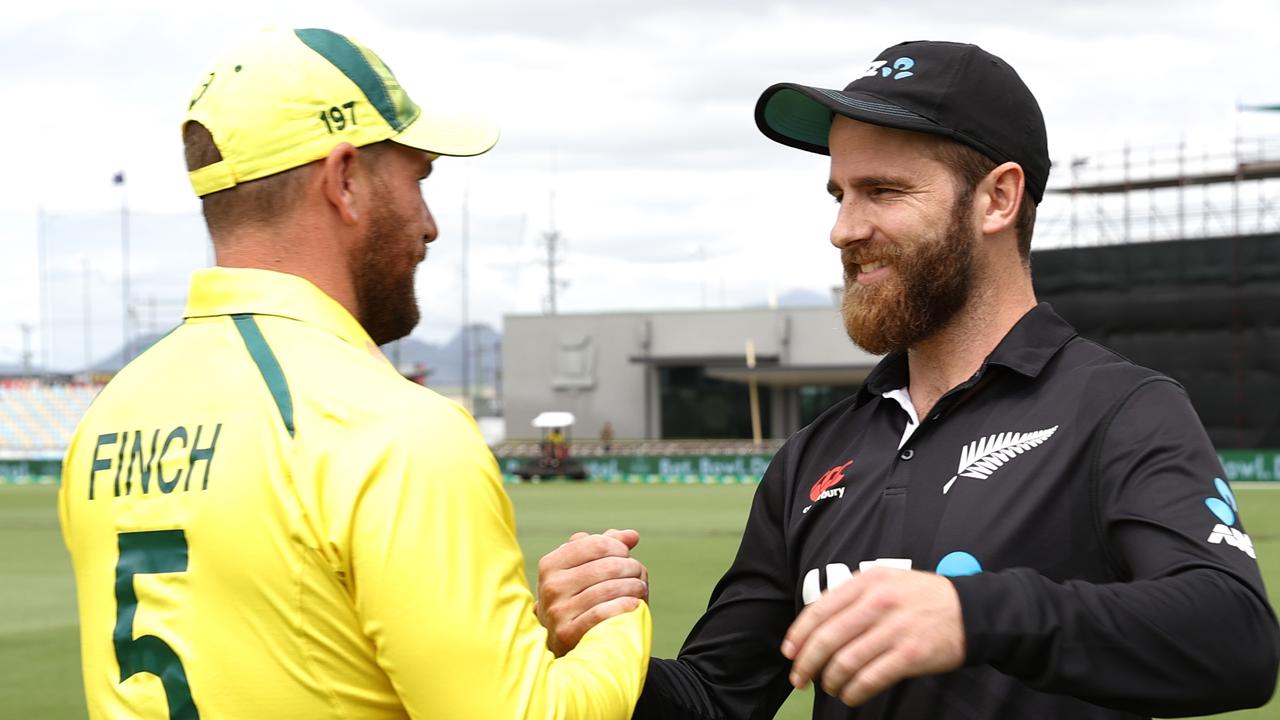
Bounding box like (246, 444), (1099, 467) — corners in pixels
(802, 460), (853, 513)
(942, 426), (1059, 495)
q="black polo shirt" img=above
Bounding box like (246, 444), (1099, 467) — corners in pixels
(636, 303), (1278, 720)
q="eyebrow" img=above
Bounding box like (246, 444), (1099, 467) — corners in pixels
(827, 175), (915, 195)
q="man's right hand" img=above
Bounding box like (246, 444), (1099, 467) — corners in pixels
(536, 529), (650, 657)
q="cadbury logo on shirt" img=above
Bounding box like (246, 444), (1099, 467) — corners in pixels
(810, 460), (852, 502)
(802, 460), (853, 514)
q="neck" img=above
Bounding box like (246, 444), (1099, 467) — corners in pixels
(905, 269), (1036, 418)
(213, 223), (360, 321)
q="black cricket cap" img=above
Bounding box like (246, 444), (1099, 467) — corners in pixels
(755, 41), (1050, 203)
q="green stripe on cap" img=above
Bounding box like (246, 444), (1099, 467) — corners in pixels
(295, 28), (416, 131)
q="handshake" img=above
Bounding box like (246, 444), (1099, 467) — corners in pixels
(535, 529), (649, 658)
(535, 529), (966, 707)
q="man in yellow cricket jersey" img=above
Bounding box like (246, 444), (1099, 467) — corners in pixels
(58, 27), (650, 719)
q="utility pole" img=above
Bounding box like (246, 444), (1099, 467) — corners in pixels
(493, 336), (503, 415)
(544, 228), (560, 314)
(115, 171), (131, 367)
(19, 323), (32, 375)
(37, 205), (49, 378)
(461, 189), (471, 411)
(746, 338), (762, 449)
(542, 188), (565, 315)
(696, 245), (708, 308)
(83, 257), (92, 372)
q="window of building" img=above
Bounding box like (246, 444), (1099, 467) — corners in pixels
(659, 365), (772, 439)
(797, 384), (860, 427)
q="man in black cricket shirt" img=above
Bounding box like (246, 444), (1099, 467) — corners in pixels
(535, 40), (1279, 719)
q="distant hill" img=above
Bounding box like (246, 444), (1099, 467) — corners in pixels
(382, 324), (501, 389)
(0, 362), (34, 377)
(777, 288), (835, 307)
(748, 288), (836, 309)
(88, 330), (174, 373)
(81, 324), (502, 390)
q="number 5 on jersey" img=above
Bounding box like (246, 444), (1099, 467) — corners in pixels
(115, 530), (200, 719)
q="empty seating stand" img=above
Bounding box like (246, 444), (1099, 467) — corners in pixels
(0, 384), (101, 455)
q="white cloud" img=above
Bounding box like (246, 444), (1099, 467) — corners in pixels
(1, 0), (1278, 366)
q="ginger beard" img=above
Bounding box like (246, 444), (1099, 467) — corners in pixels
(840, 192), (977, 355)
(352, 176), (424, 346)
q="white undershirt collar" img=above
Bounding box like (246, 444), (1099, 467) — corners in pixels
(880, 386), (920, 449)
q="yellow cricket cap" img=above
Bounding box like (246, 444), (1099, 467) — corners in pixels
(182, 27), (499, 197)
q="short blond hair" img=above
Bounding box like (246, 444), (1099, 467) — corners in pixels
(183, 121), (312, 236)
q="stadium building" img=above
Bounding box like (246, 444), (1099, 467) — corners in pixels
(496, 136), (1280, 483)
(4, 135), (1279, 486)
(502, 303), (877, 442)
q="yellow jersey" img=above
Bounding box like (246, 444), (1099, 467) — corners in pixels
(58, 267), (650, 719)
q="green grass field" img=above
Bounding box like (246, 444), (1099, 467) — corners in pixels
(2, 482), (1277, 719)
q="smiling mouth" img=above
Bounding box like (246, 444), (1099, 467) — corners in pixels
(858, 260), (887, 274)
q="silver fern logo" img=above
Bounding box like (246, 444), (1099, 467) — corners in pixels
(943, 426), (1059, 494)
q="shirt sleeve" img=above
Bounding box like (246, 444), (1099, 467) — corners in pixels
(340, 402), (651, 719)
(634, 446), (797, 720)
(952, 377), (1280, 717)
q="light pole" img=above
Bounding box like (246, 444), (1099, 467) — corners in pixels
(114, 171), (130, 367)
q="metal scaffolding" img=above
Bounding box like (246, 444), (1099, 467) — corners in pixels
(1037, 136), (1280, 247)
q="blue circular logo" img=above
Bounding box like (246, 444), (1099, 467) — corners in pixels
(936, 551), (983, 577)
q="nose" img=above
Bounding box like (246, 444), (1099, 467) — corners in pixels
(422, 202), (438, 244)
(829, 197), (873, 249)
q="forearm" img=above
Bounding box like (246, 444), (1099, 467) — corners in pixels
(953, 566), (1280, 716)
(533, 608), (654, 720)
(636, 449), (801, 720)
(633, 658), (726, 720)
(344, 411), (653, 718)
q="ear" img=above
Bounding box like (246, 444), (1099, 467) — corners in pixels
(977, 161), (1025, 237)
(319, 143), (361, 226)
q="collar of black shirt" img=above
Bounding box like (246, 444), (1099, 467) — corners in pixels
(854, 302), (1078, 408)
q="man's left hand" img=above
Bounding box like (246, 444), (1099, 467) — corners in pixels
(781, 567), (966, 707)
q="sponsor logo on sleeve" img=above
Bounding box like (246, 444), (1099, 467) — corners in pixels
(1205, 477), (1256, 559)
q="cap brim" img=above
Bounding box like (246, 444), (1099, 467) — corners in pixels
(755, 83), (947, 155)
(392, 109), (499, 158)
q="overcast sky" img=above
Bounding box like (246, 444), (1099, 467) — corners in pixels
(1, 0), (1278, 370)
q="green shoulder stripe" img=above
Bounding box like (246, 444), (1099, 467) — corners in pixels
(232, 314), (296, 438)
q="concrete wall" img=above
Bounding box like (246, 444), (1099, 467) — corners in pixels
(502, 306), (878, 440)
(502, 312), (652, 440)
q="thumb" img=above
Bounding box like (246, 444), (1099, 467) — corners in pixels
(604, 528), (640, 550)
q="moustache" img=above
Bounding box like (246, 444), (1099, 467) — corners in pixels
(841, 246), (905, 280)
